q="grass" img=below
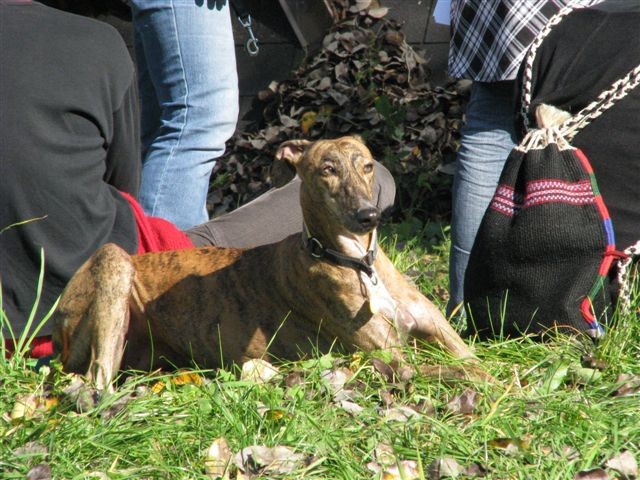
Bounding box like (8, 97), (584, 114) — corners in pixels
(1, 226), (639, 479)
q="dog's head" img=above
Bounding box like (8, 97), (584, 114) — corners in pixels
(276, 136), (380, 237)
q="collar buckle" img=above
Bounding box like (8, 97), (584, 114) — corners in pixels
(309, 237), (324, 258)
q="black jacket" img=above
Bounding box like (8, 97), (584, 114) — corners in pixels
(0, 1), (140, 337)
(517, 0), (640, 250)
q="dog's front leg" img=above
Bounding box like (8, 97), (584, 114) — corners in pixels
(396, 302), (472, 358)
(374, 250), (474, 360)
(53, 243), (134, 391)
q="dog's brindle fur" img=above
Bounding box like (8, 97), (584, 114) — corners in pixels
(52, 136), (473, 390)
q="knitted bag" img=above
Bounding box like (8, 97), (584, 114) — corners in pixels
(464, 7), (640, 339)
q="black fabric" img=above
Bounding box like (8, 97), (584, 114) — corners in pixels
(464, 1), (640, 338)
(517, 0), (640, 250)
(0, 1), (140, 337)
(464, 144), (610, 338)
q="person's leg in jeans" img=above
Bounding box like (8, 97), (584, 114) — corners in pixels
(447, 81), (517, 316)
(130, 0), (239, 230)
(186, 161), (396, 248)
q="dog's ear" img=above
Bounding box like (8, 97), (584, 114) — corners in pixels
(350, 134), (366, 145)
(275, 139), (312, 166)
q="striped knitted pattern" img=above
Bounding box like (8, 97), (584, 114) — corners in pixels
(490, 179), (596, 217)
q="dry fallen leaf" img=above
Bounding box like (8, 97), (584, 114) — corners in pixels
(172, 370), (204, 385)
(204, 437), (232, 479)
(210, 4), (468, 223)
(380, 389), (395, 407)
(334, 61), (349, 80)
(240, 359), (280, 384)
(26, 463), (51, 480)
(384, 30), (405, 47)
(580, 354), (607, 371)
(320, 367), (352, 396)
(10, 393), (58, 422)
(574, 468), (610, 480)
(414, 397), (436, 416)
(235, 445), (307, 476)
(463, 462), (488, 477)
(488, 435), (532, 456)
(562, 445), (581, 462)
(612, 373), (640, 397)
(445, 389), (478, 415)
(382, 405), (421, 422)
(605, 450), (638, 479)
(374, 442), (397, 467)
(371, 357), (395, 383)
(62, 375), (99, 412)
(569, 367), (602, 386)
(339, 399), (365, 415)
(428, 456), (463, 479)
(151, 380), (166, 394)
(11, 394), (39, 421)
(368, 7), (389, 18)
(99, 392), (138, 420)
(300, 111), (317, 134)
(368, 459), (421, 480)
(350, 0), (372, 13)
(14, 441), (49, 458)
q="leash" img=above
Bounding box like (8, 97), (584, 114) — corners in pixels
(230, 0), (259, 56)
(302, 225), (378, 281)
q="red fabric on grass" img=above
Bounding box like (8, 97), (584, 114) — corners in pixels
(4, 335), (54, 359)
(6, 193), (194, 359)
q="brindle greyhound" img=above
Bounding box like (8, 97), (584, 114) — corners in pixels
(52, 136), (474, 390)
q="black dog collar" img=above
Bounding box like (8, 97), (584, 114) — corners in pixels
(302, 225), (378, 279)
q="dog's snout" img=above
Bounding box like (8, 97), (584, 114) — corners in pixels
(356, 207), (380, 228)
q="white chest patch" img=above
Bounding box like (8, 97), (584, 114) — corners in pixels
(337, 232), (401, 333)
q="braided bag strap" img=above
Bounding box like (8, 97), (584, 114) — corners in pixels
(520, 4), (585, 129)
(520, 2), (640, 136)
(521, 3), (640, 137)
(559, 65), (640, 141)
(617, 242), (640, 315)
(517, 66), (640, 152)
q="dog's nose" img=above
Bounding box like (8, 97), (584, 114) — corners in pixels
(356, 207), (380, 228)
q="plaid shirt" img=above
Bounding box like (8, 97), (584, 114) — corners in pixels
(448, 0), (603, 82)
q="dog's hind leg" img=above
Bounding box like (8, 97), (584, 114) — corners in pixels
(53, 243), (134, 391)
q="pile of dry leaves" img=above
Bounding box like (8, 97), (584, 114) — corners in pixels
(208, 0), (470, 222)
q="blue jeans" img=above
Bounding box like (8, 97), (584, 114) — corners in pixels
(447, 81), (517, 316)
(131, 0), (239, 230)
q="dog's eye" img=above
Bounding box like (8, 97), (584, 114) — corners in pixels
(322, 164), (337, 176)
(363, 163), (374, 174)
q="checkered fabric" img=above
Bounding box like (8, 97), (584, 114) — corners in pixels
(448, 0), (603, 81)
